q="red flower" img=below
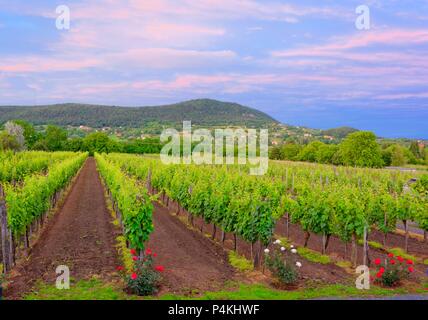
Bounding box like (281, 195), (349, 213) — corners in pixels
(132, 256), (138, 261)
(374, 258), (381, 265)
(397, 256), (404, 262)
(131, 272), (138, 280)
(406, 259), (413, 265)
(155, 265), (165, 272)
(153, 253), (157, 257)
(379, 267), (385, 273)
(376, 272), (383, 278)
(390, 259), (396, 265)
(145, 248), (152, 255)
(388, 253), (394, 258)
(408, 267), (414, 273)
(130, 249), (137, 255)
(116, 266), (124, 271)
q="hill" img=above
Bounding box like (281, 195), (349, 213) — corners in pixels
(321, 126), (359, 139)
(0, 99), (277, 128)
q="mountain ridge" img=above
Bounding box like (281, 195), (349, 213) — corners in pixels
(0, 99), (277, 128)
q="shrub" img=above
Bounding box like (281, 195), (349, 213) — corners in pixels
(264, 239), (301, 285)
(372, 253), (414, 287)
(118, 249), (163, 296)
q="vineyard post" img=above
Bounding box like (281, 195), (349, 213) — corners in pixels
(291, 173), (295, 192)
(363, 225), (369, 267)
(403, 219), (409, 253)
(351, 233), (358, 268)
(0, 184), (12, 273)
(187, 186), (193, 226)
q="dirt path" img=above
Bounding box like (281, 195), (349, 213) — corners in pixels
(148, 202), (236, 295)
(5, 158), (120, 299)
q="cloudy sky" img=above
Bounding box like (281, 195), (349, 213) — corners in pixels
(0, 0), (427, 138)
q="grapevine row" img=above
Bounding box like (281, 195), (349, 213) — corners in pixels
(94, 153), (153, 256)
(103, 154), (427, 266)
(0, 152), (88, 272)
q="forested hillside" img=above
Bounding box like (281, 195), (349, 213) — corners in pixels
(0, 99), (277, 128)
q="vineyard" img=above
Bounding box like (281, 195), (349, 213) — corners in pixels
(0, 152), (88, 272)
(1, 151), (427, 299)
(99, 153), (428, 265)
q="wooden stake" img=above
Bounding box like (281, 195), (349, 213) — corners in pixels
(0, 185), (12, 273)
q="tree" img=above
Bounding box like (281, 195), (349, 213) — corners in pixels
(65, 137), (84, 152)
(12, 120), (39, 149)
(45, 125), (68, 151)
(297, 141), (324, 162)
(269, 146), (282, 160)
(280, 143), (302, 160)
(4, 121), (25, 150)
(409, 141), (422, 159)
(338, 131), (384, 168)
(0, 131), (20, 151)
(82, 132), (121, 155)
(315, 144), (339, 164)
(386, 144), (407, 167)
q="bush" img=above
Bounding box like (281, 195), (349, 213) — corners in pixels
(118, 248), (163, 296)
(372, 253), (414, 287)
(264, 239), (301, 285)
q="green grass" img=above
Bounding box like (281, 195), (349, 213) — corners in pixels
(368, 241), (384, 250)
(158, 283), (419, 300)
(274, 236), (292, 247)
(22, 278), (427, 301)
(357, 239), (384, 250)
(24, 278), (133, 300)
(297, 247), (331, 265)
(388, 248), (418, 262)
(228, 251), (254, 272)
(335, 260), (352, 269)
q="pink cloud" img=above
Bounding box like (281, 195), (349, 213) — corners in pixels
(271, 29), (428, 59)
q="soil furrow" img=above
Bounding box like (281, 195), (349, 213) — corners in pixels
(5, 158), (120, 299)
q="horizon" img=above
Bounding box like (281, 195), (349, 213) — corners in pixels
(0, 98), (427, 140)
(0, 1), (427, 139)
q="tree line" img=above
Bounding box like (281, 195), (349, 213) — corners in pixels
(269, 131), (427, 168)
(0, 120), (163, 155)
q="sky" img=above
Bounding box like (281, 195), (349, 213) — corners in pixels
(0, 1), (427, 139)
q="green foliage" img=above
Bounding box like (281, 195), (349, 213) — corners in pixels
(11, 120), (39, 149)
(0, 151), (75, 183)
(24, 278), (132, 300)
(296, 247), (331, 264)
(280, 143), (302, 160)
(0, 131), (20, 151)
(4, 152), (87, 236)
(315, 143), (338, 164)
(373, 258), (412, 287)
(388, 248), (418, 263)
(82, 132), (121, 155)
(228, 251), (254, 272)
(95, 153), (153, 252)
(121, 255), (161, 296)
(265, 246), (299, 285)
(321, 127), (359, 139)
(45, 125), (68, 151)
(338, 131), (384, 168)
(0, 99), (277, 129)
(409, 141), (423, 159)
(297, 141), (325, 162)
